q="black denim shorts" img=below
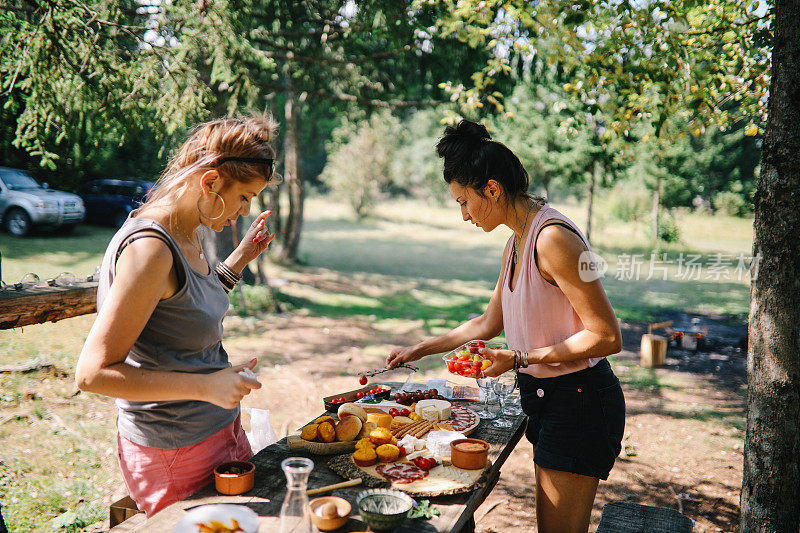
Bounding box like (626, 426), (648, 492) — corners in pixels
(518, 358), (625, 480)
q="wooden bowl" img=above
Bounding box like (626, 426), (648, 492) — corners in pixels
(214, 461), (255, 495)
(309, 496), (351, 531)
(450, 438), (489, 470)
(323, 385), (391, 411)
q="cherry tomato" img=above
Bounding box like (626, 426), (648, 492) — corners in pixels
(399, 408), (410, 417)
(446, 360), (457, 372)
(458, 353), (471, 362)
(389, 408), (399, 417)
(399, 446), (406, 456)
(359, 375), (368, 386)
(356, 391), (365, 399)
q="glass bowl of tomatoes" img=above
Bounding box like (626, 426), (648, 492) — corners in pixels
(442, 340), (506, 378)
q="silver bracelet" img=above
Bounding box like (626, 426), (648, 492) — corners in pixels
(217, 262), (242, 284)
(522, 351), (529, 368)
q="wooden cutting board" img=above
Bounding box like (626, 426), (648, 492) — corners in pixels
(327, 454), (491, 497)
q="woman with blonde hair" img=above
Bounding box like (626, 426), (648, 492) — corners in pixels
(77, 116), (280, 516)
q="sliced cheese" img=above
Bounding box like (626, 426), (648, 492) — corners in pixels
(414, 399), (451, 422)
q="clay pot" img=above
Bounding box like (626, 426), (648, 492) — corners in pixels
(214, 461), (255, 495)
(450, 438), (489, 470)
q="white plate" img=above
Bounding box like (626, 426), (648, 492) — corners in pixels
(173, 504), (259, 533)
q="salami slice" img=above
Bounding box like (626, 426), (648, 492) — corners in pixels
(376, 462), (429, 484)
(448, 405), (478, 432)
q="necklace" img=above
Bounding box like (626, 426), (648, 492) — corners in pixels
(512, 200), (537, 265)
(175, 224), (204, 260)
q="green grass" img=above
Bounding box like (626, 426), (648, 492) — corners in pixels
(294, 197), (753, 322)
(1, 224), (117, 283)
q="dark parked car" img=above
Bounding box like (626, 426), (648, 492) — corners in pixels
(75, 179), (153, 227)
(0, 166), (85, 236)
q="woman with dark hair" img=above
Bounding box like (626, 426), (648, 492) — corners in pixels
(387, 120), (625, 532)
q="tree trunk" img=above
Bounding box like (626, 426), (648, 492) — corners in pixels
(740, 2), (800, 531)
(273, 89), (304, 263)
(585, 160), (598, 244)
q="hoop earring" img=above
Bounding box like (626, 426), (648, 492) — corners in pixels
(196, 191), (226, 221)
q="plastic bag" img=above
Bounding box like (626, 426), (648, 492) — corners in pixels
(242, 407), (278, 454)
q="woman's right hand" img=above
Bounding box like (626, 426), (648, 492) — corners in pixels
(386, 345), (425, 369)
(203, 358), (262, 409)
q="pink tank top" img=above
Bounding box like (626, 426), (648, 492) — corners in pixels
(501, 204), (604, 378)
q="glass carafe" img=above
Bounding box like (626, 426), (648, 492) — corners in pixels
(279, 456), (314, 533)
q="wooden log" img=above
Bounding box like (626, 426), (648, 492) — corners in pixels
(647, 320), (673, 333)
(0, 282), (97, 329)
(640, 333), (667, 368)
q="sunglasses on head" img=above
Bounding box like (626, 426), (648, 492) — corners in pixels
(213, 156), (275, 178)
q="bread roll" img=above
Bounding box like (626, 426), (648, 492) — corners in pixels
(315, 415), (335, 425)
(317, 420), (336, 443)
(369, 427), (393, 446)
(337, 403), (367, 422)
(335, 415), (362, 442)
(376, 443), (400, 462)
(357, 421), (377, 440)
(355, 437), (375, 450)
(300, 423), (319, 441)
(353, 447), (377, 467)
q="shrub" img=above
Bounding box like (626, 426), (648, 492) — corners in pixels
(713, 191), (751, 217)
(609, 188), (651, 222)
(657, 212), (681, 243)
(321, 111), (400, 218)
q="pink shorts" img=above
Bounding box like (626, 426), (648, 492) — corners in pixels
(117, 415), (253, 516)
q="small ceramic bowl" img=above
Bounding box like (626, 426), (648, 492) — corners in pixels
(356, 488), (413, 532)
(214, 460), (255, 495)
(309, 496), (351, 531)
(450, 438), (489, 470)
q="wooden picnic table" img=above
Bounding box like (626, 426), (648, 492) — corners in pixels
(108, 381), (528, 532)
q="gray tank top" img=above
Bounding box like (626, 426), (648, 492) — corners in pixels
(97, 216), (237, 449)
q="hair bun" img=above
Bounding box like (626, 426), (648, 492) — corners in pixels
(243, 115), (279, 144)
(453, 120), (491, 142)
(436, 120), (491, 159)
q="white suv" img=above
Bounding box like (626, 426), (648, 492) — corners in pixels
(0, 167), (85, 236)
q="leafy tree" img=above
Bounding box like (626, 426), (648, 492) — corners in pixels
(321, 110), (400, 218)
(388, 108), (449, 204)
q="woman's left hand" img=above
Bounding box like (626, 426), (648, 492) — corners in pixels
(479, 347), (516, 377)
(232, 210), (275, 266)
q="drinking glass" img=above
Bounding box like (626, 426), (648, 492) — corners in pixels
(491, 376), (514, 428)
(475, 377), (497, 419)
(499, 371), (523, 416)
